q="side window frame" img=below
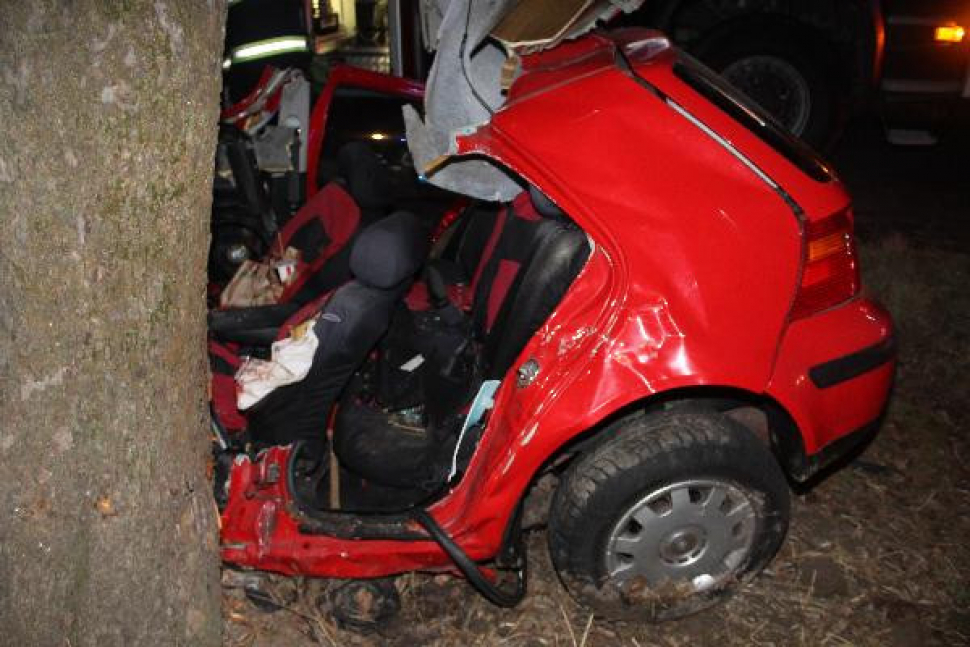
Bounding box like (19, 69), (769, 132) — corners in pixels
(306, 66), (424, 196)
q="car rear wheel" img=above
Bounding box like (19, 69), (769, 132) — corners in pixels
(548, 411), (790, 621)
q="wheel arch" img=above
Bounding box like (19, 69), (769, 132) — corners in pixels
(542, 391), (793, 620)
(540, 385), (809, 484)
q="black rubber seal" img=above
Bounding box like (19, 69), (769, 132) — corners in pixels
(412, 509), (527, 608)
(808, 336), (896, 389)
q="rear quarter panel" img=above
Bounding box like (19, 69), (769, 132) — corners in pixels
(434, 43), (817, 549)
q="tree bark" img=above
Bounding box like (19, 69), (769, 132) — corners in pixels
(0, 2), (226, 644)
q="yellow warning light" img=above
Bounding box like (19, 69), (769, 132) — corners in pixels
(935, 24), (965, 43)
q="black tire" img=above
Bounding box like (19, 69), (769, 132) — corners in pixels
(548, 411), (790, 621)
(703, 31), (840, 150)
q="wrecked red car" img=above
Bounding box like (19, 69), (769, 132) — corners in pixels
(208, 0), (895, 628)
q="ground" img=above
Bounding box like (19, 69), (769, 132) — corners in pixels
(221, 120), (970, 646)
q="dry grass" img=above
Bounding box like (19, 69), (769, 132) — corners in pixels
(223, 235), (970, 647)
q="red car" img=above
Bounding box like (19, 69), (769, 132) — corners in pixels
(212, 5), (895, 628)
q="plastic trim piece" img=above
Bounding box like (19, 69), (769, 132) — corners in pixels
(412, 509), (527, 608)
(796, 412), (885, 480)
(808, 336), (896, 389)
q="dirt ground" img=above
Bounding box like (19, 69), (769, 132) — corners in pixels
(222, 122), (970, 646)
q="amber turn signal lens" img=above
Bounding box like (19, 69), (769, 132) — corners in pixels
(935, 25), (965, 43)
(790, 211), (860, 321)
(807, 230), (850, 263)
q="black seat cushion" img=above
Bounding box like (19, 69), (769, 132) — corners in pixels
(351, 211), (428, 289)
(208, 302), (301, 345)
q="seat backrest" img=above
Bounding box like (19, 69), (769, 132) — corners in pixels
(482, 221), (589, 379)
(276, 182), (360, 305)
(432, 188), (589, 380)
(278, 181), (360, 263)
(337, 141), (394, 224)
(275, 143), (395, 306)
(246, 212), (427, 446)
(469, 194), (544, 337)
(446, 202), (502, 285)
(462, 190), (589, 380)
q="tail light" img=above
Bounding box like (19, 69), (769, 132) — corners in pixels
(790, 210), (860, 320)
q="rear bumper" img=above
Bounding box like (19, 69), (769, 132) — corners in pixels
(766, 297), (895, 479)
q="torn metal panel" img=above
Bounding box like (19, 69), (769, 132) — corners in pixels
(407, 0), (645, 201)
(277, 71), (309, 172)
(253, 126), (298, 173)
(407, 0), (522, 200)
(404, 105), (520, 201)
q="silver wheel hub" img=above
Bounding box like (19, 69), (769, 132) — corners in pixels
(658, 525), (707, 565)
(605, 479), (757, 588)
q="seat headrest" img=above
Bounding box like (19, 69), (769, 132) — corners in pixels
(337, 142), (393, 212)
(350, 211), (428, 289)
(528, 185), (569, 222)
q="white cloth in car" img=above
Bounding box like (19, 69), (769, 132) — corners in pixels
(235, 319), (319, 410)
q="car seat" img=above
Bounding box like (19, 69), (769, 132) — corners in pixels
(209, 142), (395, 343)
(236, 211), (428, 447)
(268, 141), (395, 306)
(332, 188), (590, 492)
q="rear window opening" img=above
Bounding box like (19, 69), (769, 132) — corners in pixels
(672, 54), (835, 183)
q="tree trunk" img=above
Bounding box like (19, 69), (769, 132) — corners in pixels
(0, 2), (226, 644)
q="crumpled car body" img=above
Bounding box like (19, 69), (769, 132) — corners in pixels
(219, 25), (895, 582)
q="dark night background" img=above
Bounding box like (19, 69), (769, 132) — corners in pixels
(218, 2), (969, 645)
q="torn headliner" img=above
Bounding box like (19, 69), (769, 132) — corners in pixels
(406, 0), (645, 202)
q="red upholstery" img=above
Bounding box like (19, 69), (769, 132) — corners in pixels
(275, 182), (360, 304)
(469, 208), (508, 296)
(276, 290), (335, 340)
(511, 190), (541, 221)
(209, 340), (247, 432)
(486, 259), (521, 333)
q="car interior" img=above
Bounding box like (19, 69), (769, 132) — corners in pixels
(210, 137), (592, 515)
